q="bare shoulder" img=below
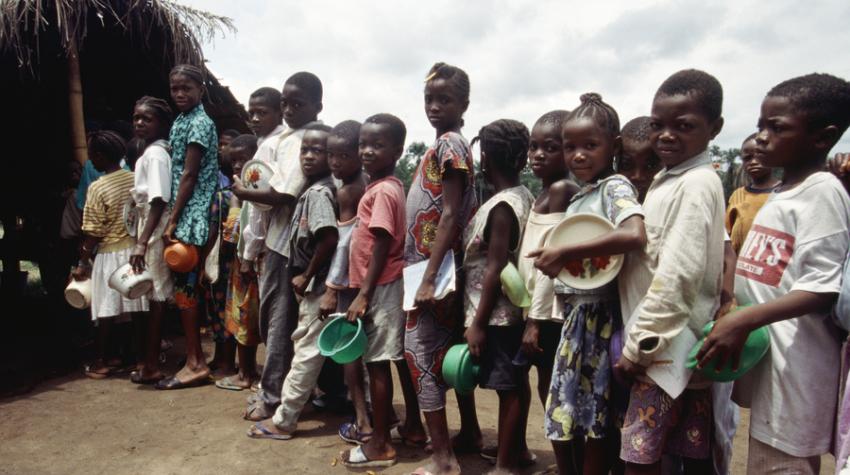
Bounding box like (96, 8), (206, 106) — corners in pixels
(548, 178), (580, 213)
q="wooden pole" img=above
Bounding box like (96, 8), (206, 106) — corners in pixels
(67, 40), (88, 166)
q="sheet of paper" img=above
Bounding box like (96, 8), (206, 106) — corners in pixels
(402, 252), (455, 311)
(645, 329), (698, 399)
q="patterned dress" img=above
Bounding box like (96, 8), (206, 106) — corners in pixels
(225, 205), (260, 346)
(403, 131), (478, 412)
(544, 174), (643, 441)
(205, 188), (232, 343)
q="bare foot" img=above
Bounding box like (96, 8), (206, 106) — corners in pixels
(175, 364), (210, 384)
(412, 458), (461, 475)
(361, 438), (396, 463)
(246, 419), (293, 440)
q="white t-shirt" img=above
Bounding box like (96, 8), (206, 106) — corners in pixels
(733, 171), (850, 457)
(240, 125), (285, 261)
(131, 140), (171, 206)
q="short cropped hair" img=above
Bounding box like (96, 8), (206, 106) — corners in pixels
(534, 110), (570, 130)
(330, 120), (362, 150)
(220, 129), (241, 140)
(229, 134), (258, 156)
(364, 113), (407, 148)
(621, 116), (652, 143)
(303, 123), (333, 133)
(250, 87), (282, 109)
(767, 73), (850, 134)
(285, 72), (323, 103)
(655, 69), (723, 122)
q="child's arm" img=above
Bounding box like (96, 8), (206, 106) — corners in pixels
(465, 203), (515, 357)
(130, 198), (165, 273)
(72, 234), (100, 280)
(164, 143), (202, 244)
(715, 241), (737, 320)
(528, 215), (646, 278)
(231, 176), (296, 208)
(697, 290), (836, 370)
(547, 179), (580, 213)
(347, 229), (391, 322)
(291, 227), (339, 296)
(414, 169), (465, 307)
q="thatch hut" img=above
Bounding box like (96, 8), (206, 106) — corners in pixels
(0, 0), (248, 296)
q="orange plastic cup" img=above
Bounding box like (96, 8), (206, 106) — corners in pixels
(163, 242), (199, 273)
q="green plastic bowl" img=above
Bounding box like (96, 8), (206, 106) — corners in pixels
(317, 316), (367, 364)
(442, 344), (480, 394)
(685, 319), (770, 382)
(500, 262), (531, 308)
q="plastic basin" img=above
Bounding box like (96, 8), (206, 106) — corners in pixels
(317, 316), (367, 364)
(163, 242), (199, 273)
(685, 317), (770, 382)
(442, 344), (480, 394)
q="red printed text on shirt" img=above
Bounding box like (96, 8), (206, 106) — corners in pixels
(735, 224), (794, 287)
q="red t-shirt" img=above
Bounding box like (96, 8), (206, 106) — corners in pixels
(349, 176), (406, 287)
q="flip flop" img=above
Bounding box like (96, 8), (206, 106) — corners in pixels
(129, 370), (163, 385)
(480, 445), (537, 467)
(390, 426), (429, 448)
(154, 375), (210, 390)
(243, 402), (275, 421)
(215, 376), (250, 391)
(341, 446), (396, 468)
(83, 364), (110, 380)
(338, 421), (373, 445)
(246, 422), (293, 440)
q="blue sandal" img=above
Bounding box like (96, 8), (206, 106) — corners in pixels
(338, 421), (373, 445)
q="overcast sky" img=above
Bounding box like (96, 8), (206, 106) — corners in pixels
(184, 0), (850, 153)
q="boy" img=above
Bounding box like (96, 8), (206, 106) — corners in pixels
(698, 73), (850, 474)
(233, 73), (323, 420)
(725, 133), (780, 254)
(618, 116), (662, 203)
(246, 124), (339, 439)
(340, 114), (408, 468)
(615, 69), (726, 474)
(218, 128), (240, 181)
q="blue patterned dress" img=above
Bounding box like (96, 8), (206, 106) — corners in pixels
(169, 103), (219, 247)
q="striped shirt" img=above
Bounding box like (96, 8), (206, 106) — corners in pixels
(82, 169), (135, 249)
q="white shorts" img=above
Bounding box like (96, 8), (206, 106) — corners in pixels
(91, 245), (149, 320)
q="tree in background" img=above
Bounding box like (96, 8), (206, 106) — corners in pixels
(710, 145), (743, 200)
(395, 141), (427, 192)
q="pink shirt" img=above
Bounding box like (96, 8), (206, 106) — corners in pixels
(349, 176), (406, 288)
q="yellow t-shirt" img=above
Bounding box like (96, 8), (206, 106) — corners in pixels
(82, 169), (135, 250)
(725, 185), (774, 254)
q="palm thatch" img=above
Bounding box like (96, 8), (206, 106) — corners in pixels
(0, 0), (235, 75)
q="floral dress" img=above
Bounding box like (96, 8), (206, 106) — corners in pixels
(225, 204), (260, 346)
(544, 174), (643, 442)
(204, 188), (232, 343)
(168, 103), (219, 247)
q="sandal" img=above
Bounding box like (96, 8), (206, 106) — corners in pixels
(243, 402), (275, 421)
(480, 445), (537, 467)
(390, 426), (429, 448)
(338, 421), (373, 445)
(340, 446), (396, 468)
(129, 370), (163, 385)
(83, 363), (110, 380)
(154, 375), (210, 390)
(246, 422), (293, 440)
(215, 376), (250, 391)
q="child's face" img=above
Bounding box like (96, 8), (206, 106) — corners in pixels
(529, 122), (567, 181)
(328, 136), (362, 181)
(740, 138), (771, 181)
(359, 123), (401, 177)
(248, 97), (282, 137)
(68, 161), (82, 187)
(754, 95), (819, 169)
(424, 78), (467, 134)
(300, 130), (330, 179)
(562, 117), (618, 183)
(281, 84), (321, 129)
(218, 134), (234, 172)
(169, 74), (203, 112)
(650, 94), (723, 168)
(229, 147), (253, 178)
(619, 138), (661, 202)
(132, 105), (165, 141)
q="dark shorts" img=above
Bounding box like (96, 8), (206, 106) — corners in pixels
(527, 320), (562, 369)
(477, 325), (524, 391)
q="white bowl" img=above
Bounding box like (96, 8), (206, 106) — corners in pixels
(545, 212), (624, 290)
(240, 159), (273, 211)
(65, 278), (92, 309)
(108, 263), (153, 299)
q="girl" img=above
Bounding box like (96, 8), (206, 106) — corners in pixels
(72, 131), (147, 378)
(529, 93), (646, 475)
(404, 62), (477, 475)
(128, 96), (174, 384)
(463, 119), (534, 473)
(725, 133), (779, 254)
(157, 64), (220, 390)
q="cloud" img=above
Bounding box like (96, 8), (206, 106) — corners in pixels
(185, 0), (850, 153)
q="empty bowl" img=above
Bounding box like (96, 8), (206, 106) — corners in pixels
(108, 262), (153, 299)
(65, 278), (92, 309)
(163, 242), (199, 273)
(317, 316), (367, 364)
(442, 344), (480, 394)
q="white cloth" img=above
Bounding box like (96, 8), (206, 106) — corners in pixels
(131, 140), (171, 206)
(241, 125), (285, 261)
(733, 171), (850, 458)
(619, 151), (725, 370)
(91, 245), (149, 319)
(136, 206), (173, 302)
(517, 210), (564, 322)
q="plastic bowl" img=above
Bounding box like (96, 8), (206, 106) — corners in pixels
(685, 320), (770, 382)
(163, 242), (199, 273)
(108, 262), (153, 299)
(442, 344), (480, 394)
(317, 316), (367, 364)
(500, 262), (531, 308)
(64, 278), (91, 309)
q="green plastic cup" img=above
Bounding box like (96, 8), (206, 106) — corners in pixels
(317, 316), (367, 364)
(442, 344), (480, 394)
(685, 313), (770, 382)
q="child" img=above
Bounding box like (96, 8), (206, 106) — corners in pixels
(612, 70), (726, 474)
(72, 131), (147, 378)
(618, 116), (662, 203)
(214, 135), (262, 391)
(157, 64), (220, 390)
(335, 113), (408, 468)
(461, 119), (534, 473)
(246, 124), (338, 438)
(218, 128), (240, 181)
(725, 133), (780, 254)
(319, 120), (375, 443)
(698, 73), (850, 474)
(405, 62), (477, 475)
(235, 74), (323, 420)
(529, 93), (646, 475)
(508, 110), (579, 468)
(127, 96), (174, 384)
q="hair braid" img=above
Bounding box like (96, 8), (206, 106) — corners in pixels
(474, 119), (530, 175)
(135, 95), (173, 132)
(87, 130), (127, 164)
(566, 92), (620, 138)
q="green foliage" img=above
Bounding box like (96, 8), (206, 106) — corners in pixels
(395, 141), (427, 193)
(709, 145), (743, 200)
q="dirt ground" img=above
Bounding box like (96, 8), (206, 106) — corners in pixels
(0, 336), (836, 475)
